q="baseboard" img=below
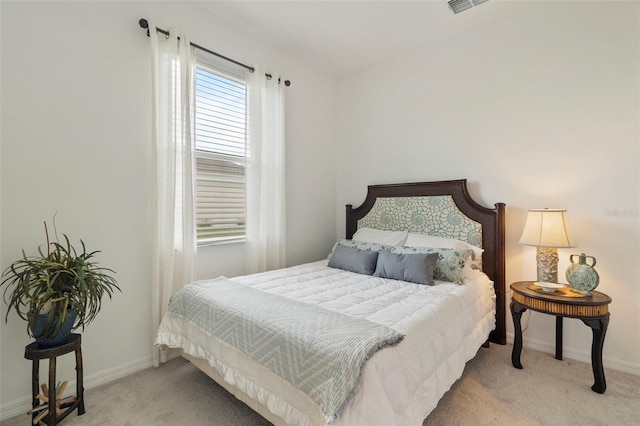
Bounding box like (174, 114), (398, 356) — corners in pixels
(3, 338), (637, 421)
(0, 355), (153, 422)
(506, 332), (640, 376)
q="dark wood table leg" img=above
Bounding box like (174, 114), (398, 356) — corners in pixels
(31, 360), (39, 424)
(511, 300), (527, 369)
(75, 344), (85, 415)
(555, 316), (563, 360)
(582, 316), (609, 394)
(49, 357), (58, 426)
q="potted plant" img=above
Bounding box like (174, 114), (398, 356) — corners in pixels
(1, 221), (120, 346)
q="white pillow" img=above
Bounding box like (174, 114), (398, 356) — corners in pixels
(352, 227), (408, 246)
(404, 233), (483, 261)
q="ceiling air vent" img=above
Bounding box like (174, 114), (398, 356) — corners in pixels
(448, 0), (489, 14)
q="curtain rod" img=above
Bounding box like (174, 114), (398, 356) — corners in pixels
(138, 19), (290, 87)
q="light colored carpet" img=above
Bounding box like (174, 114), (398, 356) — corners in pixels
(2, 344), (638, 425)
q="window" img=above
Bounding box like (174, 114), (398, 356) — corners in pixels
(194, 64), (247, 243)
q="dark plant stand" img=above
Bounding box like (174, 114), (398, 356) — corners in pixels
(24, 333), (85, 425)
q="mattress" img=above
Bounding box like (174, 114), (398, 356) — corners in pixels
(155, 260), (496, 425)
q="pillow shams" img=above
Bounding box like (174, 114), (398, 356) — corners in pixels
(327, 239), (393, 259)
(327, 239), (473, 284)
(374, 251), (439, 285)
(328, 244), (379, 275)
(352, 227), (408, 246)
(390, 246), (473, 285)
(404, 233), (483, 265)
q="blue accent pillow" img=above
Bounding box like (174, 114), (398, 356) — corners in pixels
(374, 251), (439, 285)
(328, 244), (379, 275)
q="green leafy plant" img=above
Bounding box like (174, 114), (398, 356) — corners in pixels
(1, 221), (120, 339)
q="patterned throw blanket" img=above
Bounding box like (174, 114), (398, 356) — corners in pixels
(167, 277), (404, 423)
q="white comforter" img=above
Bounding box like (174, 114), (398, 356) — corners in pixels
(156, 260), (496, 426)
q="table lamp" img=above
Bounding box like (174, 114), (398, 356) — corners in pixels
(519, 208), (574, 284)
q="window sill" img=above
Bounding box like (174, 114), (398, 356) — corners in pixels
(197, 236), (245, 248)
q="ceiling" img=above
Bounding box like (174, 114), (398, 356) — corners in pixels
(197, 0), (515, 76)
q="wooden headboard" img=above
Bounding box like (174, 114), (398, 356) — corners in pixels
(345, 179), (506, 345)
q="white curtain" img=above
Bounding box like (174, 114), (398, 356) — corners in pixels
(149, 22), (197, 366)
(245, 69), (286, 274)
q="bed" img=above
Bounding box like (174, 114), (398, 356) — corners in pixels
(155, 179), (506, 425)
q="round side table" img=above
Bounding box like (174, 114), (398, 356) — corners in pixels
(510, 281), (611, 393)
(24, 333), (85, 425)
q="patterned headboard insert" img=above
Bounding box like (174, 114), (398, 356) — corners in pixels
(357, 195), (483, 248)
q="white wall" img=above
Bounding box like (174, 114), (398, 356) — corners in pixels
(0, 1), (336, 418)
(335, 1), (639, 374)
(1, 0), (636, 420)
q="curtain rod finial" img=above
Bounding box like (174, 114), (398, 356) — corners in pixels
(139, 18), (149, 29)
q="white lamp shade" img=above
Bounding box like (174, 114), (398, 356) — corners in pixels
(519, 209), (575, 248)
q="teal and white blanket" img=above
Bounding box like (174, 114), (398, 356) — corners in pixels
(165, 277), (404, 423)
(156, 261), (496, 425)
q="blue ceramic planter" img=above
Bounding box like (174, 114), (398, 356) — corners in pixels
(31, 309), (77, 347)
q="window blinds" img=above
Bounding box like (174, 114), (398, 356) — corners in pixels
(194, 66), (247, 241)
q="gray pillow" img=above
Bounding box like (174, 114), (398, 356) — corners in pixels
(374, 251), (439, 285)
(328, 244), (379, 275)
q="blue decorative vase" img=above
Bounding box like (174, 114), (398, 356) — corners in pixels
(566, 253), (599, 296)
(31, 309), (77, 347)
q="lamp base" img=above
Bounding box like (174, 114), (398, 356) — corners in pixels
(536, 247), (559, 283)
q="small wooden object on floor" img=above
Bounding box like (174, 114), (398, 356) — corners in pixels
(27, 381), (78, 425)
(24, 334), (85, 425)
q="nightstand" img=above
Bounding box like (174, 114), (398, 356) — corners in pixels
(510, 281), (612, 393)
